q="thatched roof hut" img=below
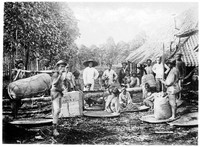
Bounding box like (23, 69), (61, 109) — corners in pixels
(173, 7), (198, 67)
(126, 7), (198, 67)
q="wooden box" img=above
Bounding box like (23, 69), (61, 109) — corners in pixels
(59, 91), (83, 118)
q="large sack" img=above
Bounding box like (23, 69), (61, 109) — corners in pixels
(141, 74), (156, 88)
(60, 91), (83, 117)
(8, 73), (52, 99)
(154, 93), (172, 120)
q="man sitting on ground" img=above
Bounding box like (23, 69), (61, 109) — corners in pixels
(143, 83), (155, 109)
(119, 86), (132, 111)
(105, 87), (120, 114)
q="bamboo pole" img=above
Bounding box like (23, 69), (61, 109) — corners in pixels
(162, 43), (165, 91)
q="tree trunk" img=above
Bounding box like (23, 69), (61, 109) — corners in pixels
(25, 46), (29, 70)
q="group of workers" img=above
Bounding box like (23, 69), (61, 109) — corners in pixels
(81, 53), (187, 120)
(10, 52), (197, 137)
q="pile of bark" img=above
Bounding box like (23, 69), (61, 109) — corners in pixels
(3, 90), (110, 119)
(3, 96), (52, 119)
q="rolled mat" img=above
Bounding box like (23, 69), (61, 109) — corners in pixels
(9, 118), (53, 125)
(83, 111), (120, 118)
(168, 112), (198, 126)
(140, 115), (180, 123)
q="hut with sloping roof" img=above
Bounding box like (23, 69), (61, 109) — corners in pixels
(126, 11), (176, 64)
(173, 7), (198, 70)
(126, 7), (198, 77)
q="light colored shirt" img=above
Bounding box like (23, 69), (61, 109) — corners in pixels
(119, 91), (132, 106)
(165, 67), (180, 86)
(141, 74), (156, 87)
(152, 63), (169, 79)
(102, 69), (118, 85)
(83, 67), (99, 85)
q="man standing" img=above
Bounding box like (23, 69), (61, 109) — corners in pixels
(102, 63), (118, 88)
(51, 60), (67, 136)
(161, 60), (180, 119)
(152, 56), (169, 92)
(118, 62), (129, 86)
(63, 63), (76, 91)
(12, 59), (26, 81)
(83, 59), (99, 91)
(144, 59), (154, 75)
(175, 53), (186, 99)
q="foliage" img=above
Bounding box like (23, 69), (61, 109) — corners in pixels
(4, 2), (80, 69)
(76, 32), (147, 67)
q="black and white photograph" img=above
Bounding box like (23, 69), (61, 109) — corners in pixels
(2, 1), (199, 145)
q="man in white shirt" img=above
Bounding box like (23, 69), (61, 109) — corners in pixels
(83, 59), (99, 91)
(102, 63), (118, 87)
(152, 56), (169, 92)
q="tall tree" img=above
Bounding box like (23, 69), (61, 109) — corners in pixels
(4, 2), (80, 70)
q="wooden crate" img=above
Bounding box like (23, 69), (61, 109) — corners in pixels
(59, 91), (83, 118)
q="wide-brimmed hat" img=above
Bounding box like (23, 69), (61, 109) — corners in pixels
(83, 59), (98, 67)
(121, 61), (128, 65)
(56, 60), (67, 66)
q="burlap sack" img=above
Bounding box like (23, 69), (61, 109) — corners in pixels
(154, 93), (172, 120)
(8, 73), (52, 99)
(141, 74), (156, 88)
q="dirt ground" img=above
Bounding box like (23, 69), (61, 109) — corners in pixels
(3, 92), (198, 145)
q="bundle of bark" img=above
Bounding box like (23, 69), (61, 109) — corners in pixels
(3, 90), (110, 119)
(3, 96), (52, 119)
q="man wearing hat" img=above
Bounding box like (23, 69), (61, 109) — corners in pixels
(83, 59), (99, 91)
(51, 60), (67, 136)
(161, 59), (180, 119)
(102, 63), (118, 88)
(118, 61), (129, 86)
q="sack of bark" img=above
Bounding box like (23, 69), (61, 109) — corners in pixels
(8, 73), (52, 99)
(154, 92), (172, 120)
(141, 74), (156, 88)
